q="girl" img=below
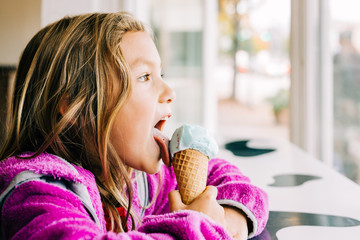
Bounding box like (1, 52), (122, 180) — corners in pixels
(0, 12), (268, 239)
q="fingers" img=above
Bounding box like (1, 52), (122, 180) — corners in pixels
(168, 190), (185, 212)
(169, 186), (219, 213)
(169, 186), (226, 228)
(200, 185), (218, 200)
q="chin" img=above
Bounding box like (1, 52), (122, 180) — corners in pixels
(144, 161), (162, 175)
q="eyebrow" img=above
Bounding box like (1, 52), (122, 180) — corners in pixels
(129, 57), (162, 69)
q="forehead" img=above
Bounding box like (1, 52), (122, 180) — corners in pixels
(120, 31), (161, 69)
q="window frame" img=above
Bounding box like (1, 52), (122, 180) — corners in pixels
(290, 0), (334, 165)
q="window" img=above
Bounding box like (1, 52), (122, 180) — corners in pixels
(217, 0), (291, 142)
(290, 0), (360, 184)
(331, 0), (360, 183)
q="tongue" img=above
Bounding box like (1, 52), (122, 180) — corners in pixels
(153, 128), (171, 167)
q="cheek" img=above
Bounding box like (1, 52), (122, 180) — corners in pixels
(110, 106), (147, 155)
(128, 92), (156, 130)
(110, 107), (134, 153)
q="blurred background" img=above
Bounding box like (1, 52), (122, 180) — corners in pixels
(1, 0), (360, 185)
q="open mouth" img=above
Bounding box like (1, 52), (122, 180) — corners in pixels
(155, 119), (166, 131)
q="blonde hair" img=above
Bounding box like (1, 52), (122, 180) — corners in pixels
(0, 12), (148, 232)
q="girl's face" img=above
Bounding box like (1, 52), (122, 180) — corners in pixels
(111, 31), (176, 174)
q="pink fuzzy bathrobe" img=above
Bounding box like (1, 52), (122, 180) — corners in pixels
(0, 153), (268, 239)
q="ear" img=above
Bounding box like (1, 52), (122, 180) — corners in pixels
(58, 94), (70, 116)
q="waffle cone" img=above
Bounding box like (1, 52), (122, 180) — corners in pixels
(172, 149), (209, 205)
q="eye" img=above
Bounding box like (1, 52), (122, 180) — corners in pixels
(138, 73), (151, 82)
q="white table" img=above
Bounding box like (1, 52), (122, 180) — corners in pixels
(218, 138), (360, 240)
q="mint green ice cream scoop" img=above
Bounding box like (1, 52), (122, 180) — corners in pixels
(169, 124), (219, 159)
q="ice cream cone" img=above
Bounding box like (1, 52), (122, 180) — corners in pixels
(172, 148), (209, 205)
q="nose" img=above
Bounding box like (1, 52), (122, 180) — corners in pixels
(159, 81), (176, 104)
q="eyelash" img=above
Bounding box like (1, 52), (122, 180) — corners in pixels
(138, 74), (151, 82)
(138, 73), (165, 82)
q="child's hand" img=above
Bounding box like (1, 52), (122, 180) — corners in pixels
(169, 186), (248, 240)
(168, 186), (227, 228)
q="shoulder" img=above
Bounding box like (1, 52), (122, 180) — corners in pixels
(0, 152), (89, 192)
